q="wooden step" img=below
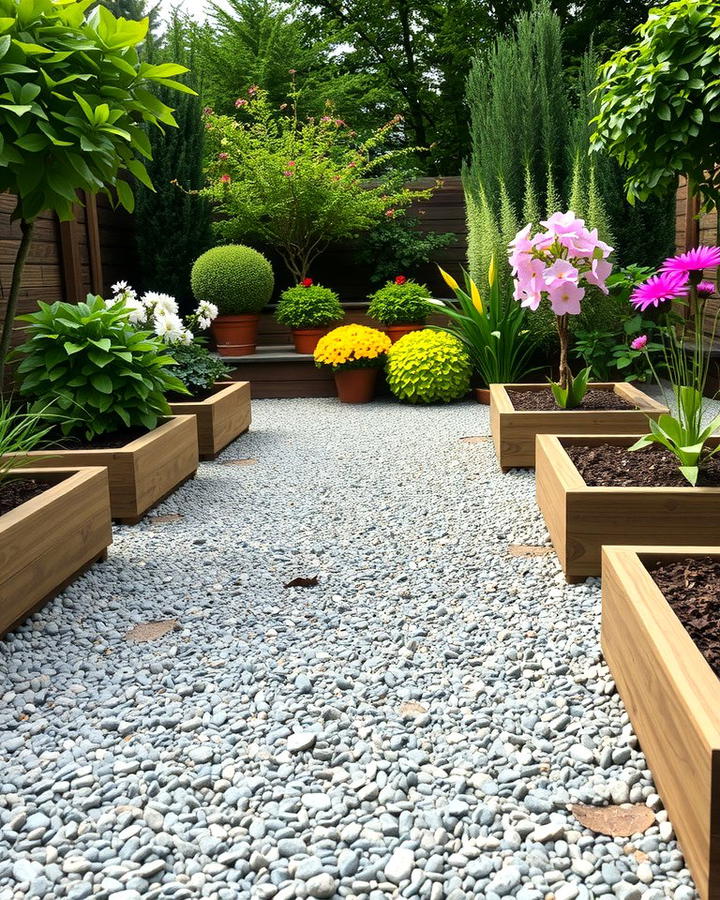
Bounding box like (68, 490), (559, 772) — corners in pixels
(223, 346), (335, 399)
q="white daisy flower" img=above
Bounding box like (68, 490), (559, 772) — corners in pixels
(196, 300), (219, 322)
(154, 312), (186, 344)
(152, 293), (179, 317)
(125, 296), (147, 324)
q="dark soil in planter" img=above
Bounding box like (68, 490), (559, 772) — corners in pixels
(56, 427), (150, 450)
(649, 557), (720, 677)
(566, 443), (720, 488)
(167, 386), (221, 403)
(508, 388), (636, 411)
(0, 479), (51, 516)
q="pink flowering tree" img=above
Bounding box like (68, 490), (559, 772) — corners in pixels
(628, 246), (720, 484)
(509, 211), (613, 407)
(200, 86), (434, 282)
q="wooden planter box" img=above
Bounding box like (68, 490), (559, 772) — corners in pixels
(490, 382), (667, 470)
(536, 434), (720, 581)
(169, 381), (251, 460)
(0, 467), (112, 636)
(6, 416), (199, 525)
(602, 545), (720, 900)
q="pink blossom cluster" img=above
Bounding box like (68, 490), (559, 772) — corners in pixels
(509, 211), (613, 317)
(630, 246), (720, 311)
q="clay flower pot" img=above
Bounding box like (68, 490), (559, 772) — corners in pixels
(292, 328), (328, 354)
(474, 387), (491, 405)
(333, 368), (378, 403)
(212, 314), (260, 357)
(385, 324), (425, 343)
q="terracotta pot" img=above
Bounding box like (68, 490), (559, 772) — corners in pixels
(385, 323), (425, 343)
(334, 368), (378, 403)
(474, 387), (491, 405)
(292, 328), (328, 354)
(212, 314), (260, 357)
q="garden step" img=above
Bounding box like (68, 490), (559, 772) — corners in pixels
(223, 347), (335, 399)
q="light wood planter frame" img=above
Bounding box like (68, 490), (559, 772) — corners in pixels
(169, 381), (251, 460)
(490, 382), (667, 470)
(6, 416), (199, 525)
(536, 434), (720, 581)
(0, 467), (112, 635)
(602, 545), (720, 900)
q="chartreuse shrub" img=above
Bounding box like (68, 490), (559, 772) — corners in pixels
(386, 331), (471, 404)
(276, 282), (344, 329)
(191, 245), (274, 315)
(368, 278), (432, 326)
(314, 325), (391, 371)
(14, 296), (187, 440)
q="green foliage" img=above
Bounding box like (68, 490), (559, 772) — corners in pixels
(431, 265), (536, 387)
(592, 0), (720, 211)
(355, 210), (456, 285)
(14, 295), (187, 440)
(201, 87), (433, 282)
(191, 245), (275, 315)
(135, 14), (211, 307)
(0, 399), (55, 490)
(167, 342), (230, 393)
(367, 280), (432, 326)
(549, 366), (591, 409)
(276, 284), (344, 329)
(386, 330), (471, 404)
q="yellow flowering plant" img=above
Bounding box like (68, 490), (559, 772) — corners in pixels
(314, 325), (391, 371)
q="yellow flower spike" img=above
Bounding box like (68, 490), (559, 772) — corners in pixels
(470, 279), (484, 314)
(438, 266), (459, 292)
(488, 254), (497, 288)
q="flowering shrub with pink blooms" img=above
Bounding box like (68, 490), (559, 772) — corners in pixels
(628, 246), (720, 484)
(509, 211), (613, 407)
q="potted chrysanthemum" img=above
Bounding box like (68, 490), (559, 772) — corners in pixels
(275, 278), (345, 353)
(313, 324), (391, 403)
(368, 276), (432, 342)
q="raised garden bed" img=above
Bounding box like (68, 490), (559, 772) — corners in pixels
(490, 382), (667, 470)
(169, 381), (251, 460)
(536, 434), (720, 581)
(602, 546), (720, 900)
(6, 416), (199, 525)
(0, 467), (112, 635)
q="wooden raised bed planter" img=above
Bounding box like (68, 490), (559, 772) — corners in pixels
(0, 467), (112, 636)
(602, 545), (720, 900)
(490, 382), (667, 470)
(169, 381), (251, 460)
(536, 434), (720, 581)
(6, 416), (199, 525)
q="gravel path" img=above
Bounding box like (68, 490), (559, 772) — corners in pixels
(0, 398), (697, 900)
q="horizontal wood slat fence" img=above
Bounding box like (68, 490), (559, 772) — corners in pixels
(676, 176), (719, 346)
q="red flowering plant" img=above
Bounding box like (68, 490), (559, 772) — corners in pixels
(201, 84), (433, 283)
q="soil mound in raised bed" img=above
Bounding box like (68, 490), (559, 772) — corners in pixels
(565, 443), (720, 488)
(508, 388), (636, 412)
(0, 479), (50, 516)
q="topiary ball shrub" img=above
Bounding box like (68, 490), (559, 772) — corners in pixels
(276, 282), (344, 329)
(368, 278), (432, 325)
(191, 245), (274, 316)
(386, 330), (471, 403)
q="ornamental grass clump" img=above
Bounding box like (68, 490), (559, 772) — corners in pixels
(276, 280), (344, 329)
(367, 277), (432, 326)
(509, 211), (613, 408)
(386, 331), (471, 404)
(314, 325), (391, 371)
(628, 245), (720, 485)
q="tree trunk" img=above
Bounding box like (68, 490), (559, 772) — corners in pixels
(0, 218), (35, 391)
(556, 314), (571, 390)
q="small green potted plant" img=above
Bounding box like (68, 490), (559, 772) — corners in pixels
(191, 244), (275, 357)
(276, 279), (345, 353)
(313, 324), (392, 403)
(368, 276), (432, 342)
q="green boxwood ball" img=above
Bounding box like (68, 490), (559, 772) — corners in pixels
(191, 244), (274, 315)
(386, 330), (471, 403)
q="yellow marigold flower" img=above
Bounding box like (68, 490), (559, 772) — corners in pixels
(314, 324), (391, 369)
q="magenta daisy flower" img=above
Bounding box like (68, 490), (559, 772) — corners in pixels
(661, 246), (720, 275)
(630, 335), (648, 351)
(697, 280), (716, 299)
(630, 272), (689, 311)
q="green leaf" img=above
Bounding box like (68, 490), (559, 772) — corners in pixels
(115, 178), (134, 212)
(90, 372), (114, 394)
(63, 341), (84, 355)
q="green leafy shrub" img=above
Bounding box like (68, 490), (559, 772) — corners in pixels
(191, 245), (274, 315)
(14, 295), (187, 440)
(276, 283), (344, 329)
(355, 212), (457, 285)
(368, 279), (432, 326)
(169, 342), (230, 394)
(386, 331), (471, 404)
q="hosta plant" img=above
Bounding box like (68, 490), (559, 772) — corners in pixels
(367, 277), (432, 326)
(628, 246), (720, 485)
(14, 295), (187, 440)
(314, 325), (391, 371)
(386, 331), (471, 404)
(276, 280), (344, 329)
(508, 211), (613, 408)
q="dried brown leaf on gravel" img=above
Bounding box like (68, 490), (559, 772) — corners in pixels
(148, 514), (184, 525)
(508, 545), (555, 558)
(284, 576), (319, 588)
(398, 701), (428, 718)
(459, 436), (491, 443)
(570, 804), (655, 837)
(124, 620), (179, 642)
(221, 458), (257, 466)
